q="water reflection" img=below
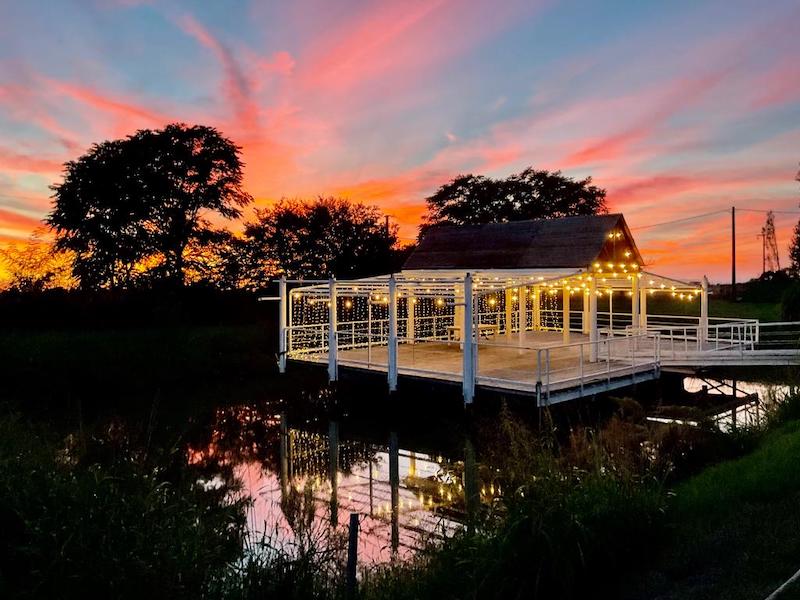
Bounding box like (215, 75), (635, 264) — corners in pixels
(188, 404), (478, 563)
(683, 377), (792, 432)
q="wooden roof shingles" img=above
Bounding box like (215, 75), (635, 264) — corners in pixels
(403, 214), (642, 270)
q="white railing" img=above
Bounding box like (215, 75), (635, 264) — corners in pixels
(533, 332), (658, 404)
(753, 322), (800, 350)
(470, 332), (659, 404)
(285, 312), (800, 395)
(631, 321), (758, 359)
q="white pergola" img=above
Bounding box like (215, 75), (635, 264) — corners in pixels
(277, 267), (708, 403)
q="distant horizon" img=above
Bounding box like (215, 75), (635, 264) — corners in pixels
(1, 0), (799, 282)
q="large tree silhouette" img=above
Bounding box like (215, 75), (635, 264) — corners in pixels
(244, 197), (401, 281)
(48, 124), (251, 289)
(422, 167), (607, 234)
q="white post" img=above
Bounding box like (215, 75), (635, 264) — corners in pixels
(631, 276), (640, 331)
(462, 273), (475, 404)
(328, 277), (338, 381)
(518, 286), (527, 349)
(388, 275), (398, 392)
(533, 285), (541, 331)
(582, 288), (590, 334)
(407, 295), (415, 345)
(505, 288), (514, 338)
(562, 284), (570, 344)
(609, 290), (614, 332)
(639, 283), (648, 329)
(367, 297), (372, 364)
(589, 276), (598, 362)
(700, 275), (709, 345)
(454, 284), (465, 342)
(278, 276), (287, 373)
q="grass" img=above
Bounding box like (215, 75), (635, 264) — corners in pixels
(0, 410), (249, 599)
(645, 296), (782, 322)
(623, 418), (800, 600)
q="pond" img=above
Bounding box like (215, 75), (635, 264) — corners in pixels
(185, 402), (480, 563)
(173, 367), (797, 567)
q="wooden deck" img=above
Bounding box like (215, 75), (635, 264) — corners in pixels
(291, 330), (660, 404)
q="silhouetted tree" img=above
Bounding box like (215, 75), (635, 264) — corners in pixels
(244, 197), (401, 281)
(791, 165), (800, 277)
(0, 231), (75, 292)
(48, 124), (251, 289)
(422, 167), (607, 235)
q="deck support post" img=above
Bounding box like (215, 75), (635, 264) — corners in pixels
(533, 285), (541, 331)
(518, 285), (527, 352)
(455, 285), (465, 342)
(562, 284), (570, 344)
(462, 273), (475, 404)
(608, 290), (614, 332)
(278, 276), (287, 373)
(639, 284), (648, 329)
(407, 295), (415, 345)
(582, 287), (590, 334)
(631, 276), (640, 331)
(388, 275), (398, 392)
(505, 288), (514, 338)
(700, 276), (709, 344)
(328, 277), (338, 382)
(589, 276), (598, 362)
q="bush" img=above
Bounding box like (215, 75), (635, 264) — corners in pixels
(0, 412), (248, 599)
(780, 282), (800, 321)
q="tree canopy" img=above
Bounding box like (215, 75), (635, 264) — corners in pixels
(422, 167), (607, 234)
(47, 123), (252, 289)
(244, 197), (404, 281)
(790, 165), (800, 276)
(0, 231), (75, 292)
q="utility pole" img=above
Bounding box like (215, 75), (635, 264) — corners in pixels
(757, 230), (766, 275)
(731, 206), (736, 300)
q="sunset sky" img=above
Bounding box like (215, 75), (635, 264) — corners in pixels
(1, 0), (799, 281)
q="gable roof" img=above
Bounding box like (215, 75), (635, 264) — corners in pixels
(403, 214), (643, 271)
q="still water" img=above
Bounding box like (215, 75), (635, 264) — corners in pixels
(181, 372), (795, 565)
(683, 376), (793, 431)
(185, 404), (488, 563)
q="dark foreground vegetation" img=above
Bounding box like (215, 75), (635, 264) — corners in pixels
(2, 367), (800, 598)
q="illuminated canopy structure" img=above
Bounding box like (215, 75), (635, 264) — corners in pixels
(278, 214), (713, 404)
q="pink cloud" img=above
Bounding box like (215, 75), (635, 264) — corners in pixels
(176, 14), (260, 133)
(0, 147), (63, 174)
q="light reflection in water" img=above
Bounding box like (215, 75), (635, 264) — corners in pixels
(187, 405), (475, 564)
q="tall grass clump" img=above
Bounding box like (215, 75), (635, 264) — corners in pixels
(360, 404), (669, 600)
(0, 409), (248, 599)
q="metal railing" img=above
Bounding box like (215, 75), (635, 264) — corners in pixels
(470, 331), (659, 403)
(531, 332), (658, 404)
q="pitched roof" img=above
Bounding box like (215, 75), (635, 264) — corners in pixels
(403, 214), (643, 270)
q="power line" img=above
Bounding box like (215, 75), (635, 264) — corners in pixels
(630, 209), (730, 231)
(737, 208), (800, 216)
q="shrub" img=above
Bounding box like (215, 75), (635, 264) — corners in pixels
(780, 282), (800, 321)
(0, 412), (248, 599)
